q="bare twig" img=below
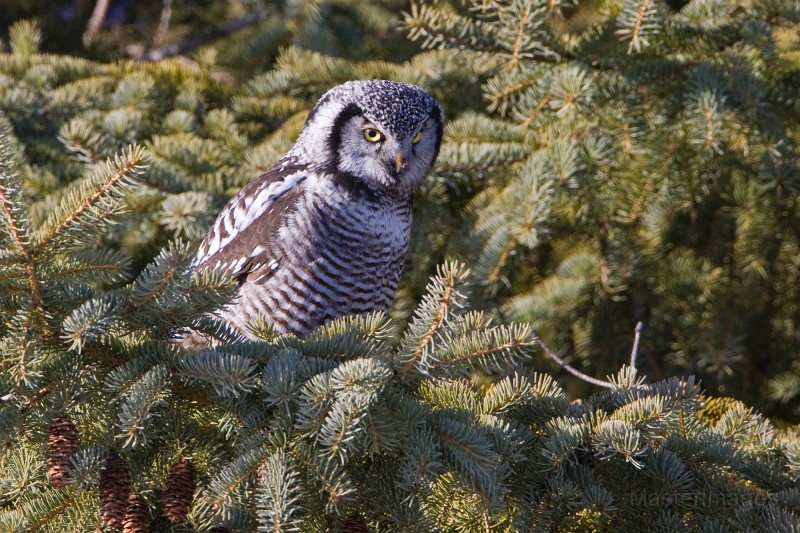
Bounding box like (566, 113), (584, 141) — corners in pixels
(534, 337), (614, 389)
(83, 0), (110, 47)
(630, 321), (643, 370)
(132, 11), (271, 62)
(154, 0), (174, 46)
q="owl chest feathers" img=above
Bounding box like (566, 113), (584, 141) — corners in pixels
(212, 172), (412, 338)
(284, 177), (412, 257)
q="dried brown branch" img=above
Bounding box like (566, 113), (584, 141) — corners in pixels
(83, 0), (111, 47)
(131, 11), (271, 62)
(534, 336), (614, 389)
(630, 321), (643, 370)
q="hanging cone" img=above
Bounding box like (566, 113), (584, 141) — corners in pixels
(208, 527), (231, 533)
(163, 458), (197, 523)
(99, 450), (130, 531)
(122, 493), (149, 533)
(341, 514), (369, 533)
(47, 414), (78, 488)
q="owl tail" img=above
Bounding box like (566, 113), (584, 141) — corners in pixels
(174, 328), (214, 352)
(173, 314), (247, 352)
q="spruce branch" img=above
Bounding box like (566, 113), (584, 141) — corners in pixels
(428, 322), (537, 373)
(61, 291), (127, 353)
(206, 445), (269, 510)
(289, 443), (357, 513)
(430, 414), (500, 506)
(496, 0), (561, 64)
(57, 117), (108, 163)
(43, 249), (132, 285)
(0, 486), (82, 532)
(318, 359), (392, 461)
(615, 0), (664, 54)
(0, 118), (50, 337)
(178, 351), (258, 398)
(116, 364), (171, 448)
(586, 59), (696, 118)
(404, 3), (502, 53)
(479, 232), (516, 290)
(8, 19), (41, 58)
(397, 262), (470, 378)
(256, 449), (302, 532)
(34, 145), (150, 255)
(6, 308), (40, 388)
(484, 71), (543, 114)
(509, 2), (534, 67)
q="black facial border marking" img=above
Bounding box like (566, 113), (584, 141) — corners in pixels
(430, 105), (445, 164)
(303, 91), (333, 129)
(328, 102), (364, 170)
(325, 102), (380, 202)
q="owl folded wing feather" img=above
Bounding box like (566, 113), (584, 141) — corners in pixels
(193, 159), (308, 283)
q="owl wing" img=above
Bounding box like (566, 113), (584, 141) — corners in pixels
(194, 158), (308, 283)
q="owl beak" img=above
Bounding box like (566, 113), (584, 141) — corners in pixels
(395, 152), (404, 173)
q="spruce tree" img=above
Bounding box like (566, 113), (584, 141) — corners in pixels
(0, 4), (799, 531)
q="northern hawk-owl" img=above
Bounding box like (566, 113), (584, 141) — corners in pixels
(182, 80), (443, 347)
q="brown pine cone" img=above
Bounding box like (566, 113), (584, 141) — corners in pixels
(163, 458), (197, 523)
(340, 514), (368, 533)
(122, 493), (149, 533)
(99, 450), (130, 531)
(47, 414), (78, 488)
(208, 527), (231, 533)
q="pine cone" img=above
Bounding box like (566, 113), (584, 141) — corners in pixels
(340, 514), (368, 533)
(163, 458), (197, 523)
(99, 450), (130, 531)
(208, 527), (231, 533)
(47, 414), (78, 488)
(122, 493), (149, 533)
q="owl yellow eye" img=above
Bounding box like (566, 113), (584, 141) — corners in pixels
(364, 129), (384, 143)
(412, 130), (423, 144)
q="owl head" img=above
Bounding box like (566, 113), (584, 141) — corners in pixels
(291, 80), (444, 195)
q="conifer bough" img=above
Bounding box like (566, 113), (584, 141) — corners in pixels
(0, 7), (798, 532)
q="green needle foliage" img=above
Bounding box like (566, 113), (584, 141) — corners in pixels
(2, 135), (799, 527)
(0, 4), (798, 531)
(404, 0), (800, 413)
